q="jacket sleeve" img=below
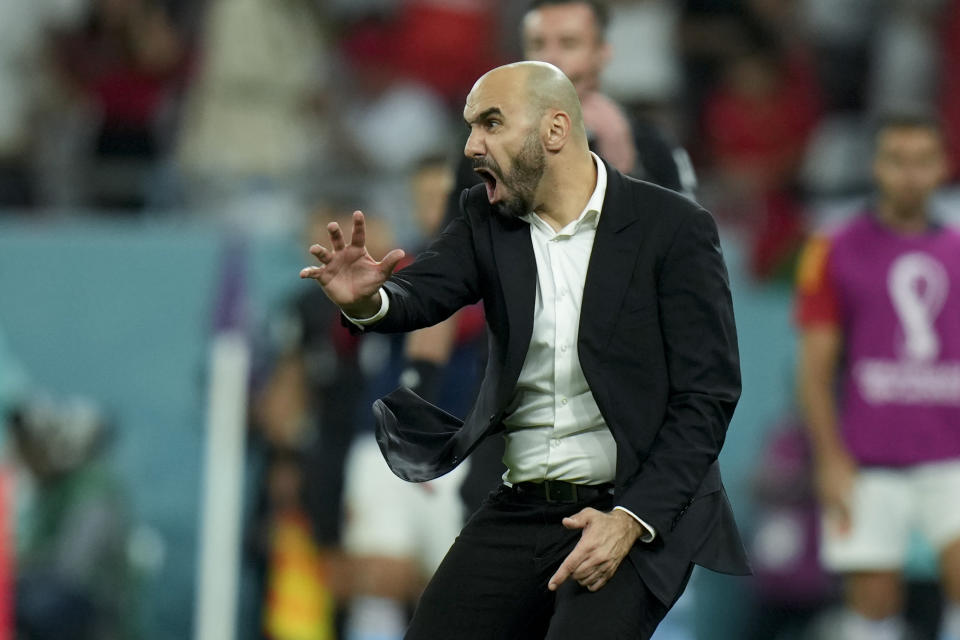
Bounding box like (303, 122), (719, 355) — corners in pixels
(366, 190), (483, 333)
(617, 206), (740, 538)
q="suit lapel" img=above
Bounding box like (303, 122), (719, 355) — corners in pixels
(580, 166), (643, 351)
(489, 211), (536, 394)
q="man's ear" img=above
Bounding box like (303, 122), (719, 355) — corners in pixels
(544, 110), (571, 152)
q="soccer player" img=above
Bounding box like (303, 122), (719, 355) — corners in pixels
(796, 111), (960, 640)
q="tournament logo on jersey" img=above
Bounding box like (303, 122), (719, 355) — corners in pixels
(855, 252), (960, 404)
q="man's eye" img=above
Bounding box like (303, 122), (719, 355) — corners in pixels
(487, 121), (501, 130)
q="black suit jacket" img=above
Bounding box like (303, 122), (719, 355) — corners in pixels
(362, 160), (750, 604)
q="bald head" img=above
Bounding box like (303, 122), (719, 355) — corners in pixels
(523, 62), (586, 132)
(468, 61), (586, 143)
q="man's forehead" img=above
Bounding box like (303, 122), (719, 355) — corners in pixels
(877, 127), (944, 150)
(463, 94), (500, 122)
(464, 75), (521, 121)
(523, 2), (599, 38)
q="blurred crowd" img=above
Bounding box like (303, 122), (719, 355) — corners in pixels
(1, 0), (957, 269)
(3, 1), (960, 639)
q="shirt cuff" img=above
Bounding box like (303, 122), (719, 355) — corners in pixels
(613, 506), (656, 543)
(343, 288), (390, 327)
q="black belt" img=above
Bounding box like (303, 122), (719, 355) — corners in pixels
(510, 481), (614, 504)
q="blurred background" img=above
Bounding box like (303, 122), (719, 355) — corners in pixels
(1, 0), (959, 639)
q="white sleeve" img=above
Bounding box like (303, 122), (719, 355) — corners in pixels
(342, 288), (390, 327)
(613, 505), (656, 543)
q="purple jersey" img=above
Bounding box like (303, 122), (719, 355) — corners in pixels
(816, 213), (960, 466)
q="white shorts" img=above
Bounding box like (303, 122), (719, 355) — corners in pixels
(820, 459), (960, 571)
(342, 434), (468, 577)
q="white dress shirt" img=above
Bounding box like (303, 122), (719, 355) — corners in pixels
(349, 153), (654, 541)
(502, 155), (610, 484)
(502, 153), (653, 541)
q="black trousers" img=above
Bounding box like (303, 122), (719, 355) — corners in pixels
(406, 485), (674, 639)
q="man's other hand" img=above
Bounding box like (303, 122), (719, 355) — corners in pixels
(547, 507), (642, 592)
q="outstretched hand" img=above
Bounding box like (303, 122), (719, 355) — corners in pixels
(299, 211), (406, 318)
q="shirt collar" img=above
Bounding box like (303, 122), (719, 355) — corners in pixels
(522, 152), (607, 235)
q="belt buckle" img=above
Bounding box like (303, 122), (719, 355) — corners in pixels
(545, 481), (575, 503)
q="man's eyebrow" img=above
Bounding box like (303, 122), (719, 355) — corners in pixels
(465, 107), (504, 125)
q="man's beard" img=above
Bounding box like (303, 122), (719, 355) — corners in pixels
(474, 133), (546, 219)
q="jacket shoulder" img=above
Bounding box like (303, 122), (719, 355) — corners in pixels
(619, 172), (713, 233)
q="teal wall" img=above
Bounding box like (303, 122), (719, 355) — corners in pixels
(0, 217), (307, 639)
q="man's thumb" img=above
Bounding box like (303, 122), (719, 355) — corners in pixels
(380, 249), (406, 276)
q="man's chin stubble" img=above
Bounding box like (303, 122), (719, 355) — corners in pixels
(493, 198), (529, 220)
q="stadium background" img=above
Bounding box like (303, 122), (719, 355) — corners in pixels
(1, 0), (959, 638)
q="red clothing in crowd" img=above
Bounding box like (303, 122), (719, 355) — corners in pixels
(941, 0), (960, 180)
(703, 55), (821, 190)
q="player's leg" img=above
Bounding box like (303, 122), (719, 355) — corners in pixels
(820, 468), (912, 639)
(915, 460), (960, 640)
(341, 435), (422, 640)
(413, 458), (468, 578)
(844, 571), (904, 620)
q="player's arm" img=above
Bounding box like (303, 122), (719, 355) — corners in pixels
(798, 327), (845, 463)
(794, 236), (856, 530)
(400, 317), (459, 402)
(798, 325), (857, 531)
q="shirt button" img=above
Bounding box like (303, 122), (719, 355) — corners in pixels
(551, 439), (560, 449)
(560, 397), (568, 406)
(560, 344), (568, 353)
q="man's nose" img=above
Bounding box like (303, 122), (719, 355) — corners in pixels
(464, 131), (485, 158)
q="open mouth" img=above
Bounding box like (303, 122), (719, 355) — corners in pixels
(474, 168), (499, 203)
